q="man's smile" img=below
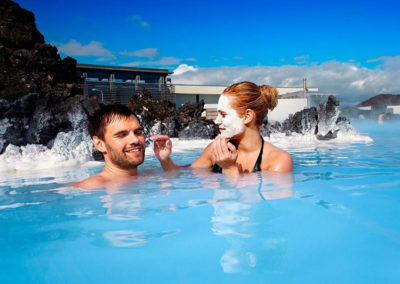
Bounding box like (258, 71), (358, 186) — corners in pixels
(124, 147), (143, 154)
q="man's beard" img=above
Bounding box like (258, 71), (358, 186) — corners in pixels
(105, 144), (145, 170)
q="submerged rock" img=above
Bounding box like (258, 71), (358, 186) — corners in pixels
(316, 130), (339, 140)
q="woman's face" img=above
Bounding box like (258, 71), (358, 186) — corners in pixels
(215, 94), (244, 138)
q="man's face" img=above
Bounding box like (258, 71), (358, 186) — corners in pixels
(102, 115), (145, 170)
(215, 94), (244, 138)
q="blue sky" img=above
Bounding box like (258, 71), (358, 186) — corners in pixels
(15, 0), (400, 104)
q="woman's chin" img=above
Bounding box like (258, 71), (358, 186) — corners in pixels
(219, 132), (231, 138)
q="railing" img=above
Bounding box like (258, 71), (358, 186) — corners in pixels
(83, 81), (175, 105)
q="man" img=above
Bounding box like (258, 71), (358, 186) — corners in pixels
(75, 104), (146, 189)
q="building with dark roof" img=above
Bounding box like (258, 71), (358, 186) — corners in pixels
(76, 64), (174, 104)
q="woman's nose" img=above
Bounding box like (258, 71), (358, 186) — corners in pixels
(215, 114), (222, 125)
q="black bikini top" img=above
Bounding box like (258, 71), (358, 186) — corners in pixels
(212, 136), (264, 173)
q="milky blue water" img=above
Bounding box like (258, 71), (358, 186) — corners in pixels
(0, 121), (399, 284)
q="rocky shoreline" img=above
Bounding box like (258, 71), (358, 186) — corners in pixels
(0, 0), (353, 158)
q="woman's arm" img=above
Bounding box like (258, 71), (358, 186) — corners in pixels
(151, 134), (241, 177)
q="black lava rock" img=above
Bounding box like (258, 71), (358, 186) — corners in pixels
(178, 121), (216, 140)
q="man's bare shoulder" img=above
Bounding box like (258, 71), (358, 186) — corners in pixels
(74, 174), (108, 190)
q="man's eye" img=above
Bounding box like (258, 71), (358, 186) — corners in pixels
(116, 133), (127, 138)
(135, 130), (144, 136)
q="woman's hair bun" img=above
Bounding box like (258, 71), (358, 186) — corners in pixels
(259, 85), (278, 111)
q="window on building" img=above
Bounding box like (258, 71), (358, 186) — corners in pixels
(114, 72), (135, 83)
(86, 71), (109, 82)
(139, 74), (159, 84)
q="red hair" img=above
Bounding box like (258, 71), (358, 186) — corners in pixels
(223, 81), (278, 127)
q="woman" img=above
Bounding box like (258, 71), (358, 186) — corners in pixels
(151, 81), (293, 176)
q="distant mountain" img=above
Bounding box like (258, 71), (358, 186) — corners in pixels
(358, 94), (400, 108)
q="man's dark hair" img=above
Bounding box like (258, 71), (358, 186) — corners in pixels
(88, 104), (139, 139)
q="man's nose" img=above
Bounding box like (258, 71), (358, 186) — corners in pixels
(128, 132), (140, 144)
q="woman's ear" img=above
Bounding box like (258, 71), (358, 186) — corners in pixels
(244, 109), (256, 125)
(93, 136), (107, 154)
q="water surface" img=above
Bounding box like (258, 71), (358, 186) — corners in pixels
(1, 121), (399, 283)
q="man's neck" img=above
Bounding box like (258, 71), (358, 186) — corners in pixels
(102, 163), (138, 179)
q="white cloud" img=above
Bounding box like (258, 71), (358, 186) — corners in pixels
(57, 40), (115, 60)
(124, 56), (181, 67)
(127, 15), (150, 29)
(173, 64), (198, 75)
(171, 59), (400, 105)
(232, 56), (243, 60)
(371, 56), (400, 71)
(152, 57), (181, 65)
(120, 48), (159, 59)
(351, 79), (365, 88)
(294, 55), (310, 64)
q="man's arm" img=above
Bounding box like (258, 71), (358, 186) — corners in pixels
(151, 134), (213, 171)
(151, 134), (181, 171)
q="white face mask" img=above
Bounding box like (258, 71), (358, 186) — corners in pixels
(215, 94), (244, 138)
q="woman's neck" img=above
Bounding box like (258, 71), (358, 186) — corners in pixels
(235, 127), (262, 153)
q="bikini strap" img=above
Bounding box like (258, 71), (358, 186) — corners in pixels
(252, 136), (264, 172)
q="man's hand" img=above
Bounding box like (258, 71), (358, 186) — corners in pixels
(150, 134), (172, 161)
(150, 134), (181, 171)
(211, 135), (239, 176)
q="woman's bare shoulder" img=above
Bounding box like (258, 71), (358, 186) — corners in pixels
(262, 141), (293, 173)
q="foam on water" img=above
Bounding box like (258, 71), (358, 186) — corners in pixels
(0, 129), (93, 172)
(267, 130), (373, 152)
(0, 108), (94, 172)
(0, 126), (372, 173)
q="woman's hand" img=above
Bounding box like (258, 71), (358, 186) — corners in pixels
(211, 135), (239, 176)
(150, 134), (172, 162)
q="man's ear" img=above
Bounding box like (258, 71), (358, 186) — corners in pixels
(243, 109), (256, 125)
(93, 136), (107, 153)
